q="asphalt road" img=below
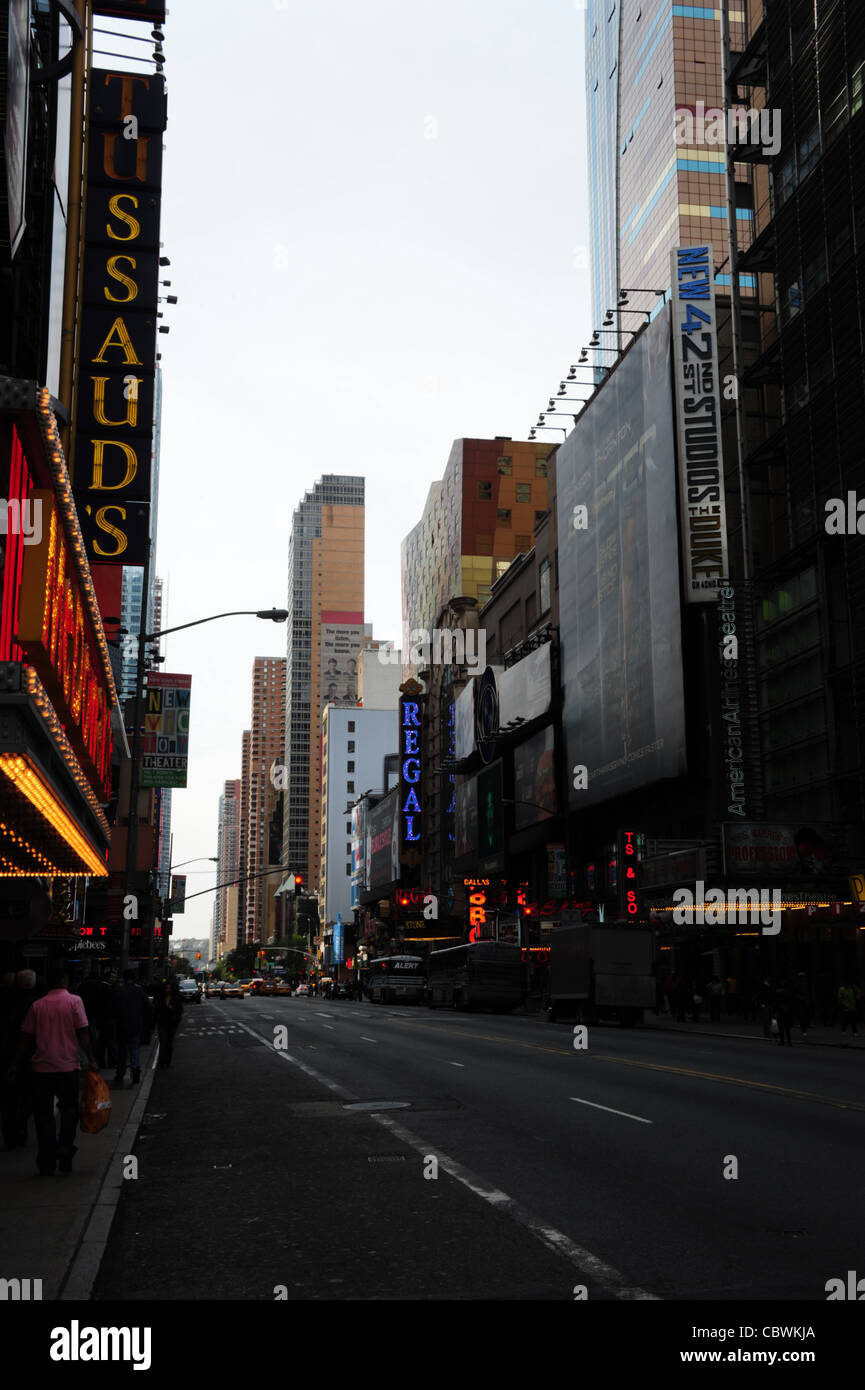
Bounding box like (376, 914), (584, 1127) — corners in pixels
(93, 996), (865, 1302)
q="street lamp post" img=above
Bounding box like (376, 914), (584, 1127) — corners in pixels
(121, 607), (288, 977)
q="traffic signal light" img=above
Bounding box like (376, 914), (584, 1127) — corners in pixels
(196, 952), (201, 959)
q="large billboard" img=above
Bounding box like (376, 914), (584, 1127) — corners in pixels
(366, 789), (399, 891)
(722, 823), (846, 882)
(557, 303), (687, 810)
(670, 245), (730, 602)
(73, 69), (166, 565)
(497, 644), (552, 729)
(320, 612), (364, 707)
(513, 725), (556, 830)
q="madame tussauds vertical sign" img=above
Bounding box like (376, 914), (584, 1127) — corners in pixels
(670, 246), (729, 602)
(73, 70), (166, 565)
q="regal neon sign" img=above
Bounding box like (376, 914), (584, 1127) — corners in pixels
(400, 697), (422, 851)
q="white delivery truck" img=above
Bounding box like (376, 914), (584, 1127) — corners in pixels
(545, 923), (656, 1026)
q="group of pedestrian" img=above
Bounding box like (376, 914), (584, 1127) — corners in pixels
(660, 967), (863, 1044)
(1, 965), (185, 1177)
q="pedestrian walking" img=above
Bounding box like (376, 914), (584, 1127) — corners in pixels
(0, 970), (41, 1149)
(793, 972), (812, 1035)
(772, 977), (796, 1046)
(690, 981), (702, 1023)
(756, 978), (773, 1037)
(837, 980), (862, 1035)
(707, 976), (724, 1023)
(154, 981), (182, 1068)
(112, 971), (150, 1087)
(8, 965), (98, 1175)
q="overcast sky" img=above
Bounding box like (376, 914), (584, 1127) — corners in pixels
(96, 1), (590, 941)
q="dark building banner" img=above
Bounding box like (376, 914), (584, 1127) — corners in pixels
(670, 245), (730, 603)
(73, 69), (166, 565)
(92, 2), (166, 19)
(557, 303), (687, 810)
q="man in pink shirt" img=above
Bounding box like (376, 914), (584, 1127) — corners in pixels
(9, 966), (99, 1176)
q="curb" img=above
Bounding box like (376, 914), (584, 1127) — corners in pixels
(58, 1037), (160, 1300)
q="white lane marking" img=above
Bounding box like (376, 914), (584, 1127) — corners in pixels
(435, 1059), (465, 1067)
(321, 1024), (336, 1031)
(232, 1015), (657, 1300)
(570, 1096), (652, 1125)
(361, 1036), (377, 1043)
(315, 1012), (331, 1018)
(372, 1113), (658, 1301)
(232, 1020), (353, 1097)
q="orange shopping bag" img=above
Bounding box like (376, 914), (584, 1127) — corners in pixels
(79, 1070), (112, 1134)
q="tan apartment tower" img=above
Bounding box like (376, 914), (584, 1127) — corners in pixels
(282, 477), (365, 894)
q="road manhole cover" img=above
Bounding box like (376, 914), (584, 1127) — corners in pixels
(343, 1100), (412, 1112)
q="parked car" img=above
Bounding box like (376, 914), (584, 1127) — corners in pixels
(179, 978), (201, 1004)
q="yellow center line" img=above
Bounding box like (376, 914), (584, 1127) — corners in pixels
(383, 1018), (864, 1110)
(593, 1055), (865, 1112)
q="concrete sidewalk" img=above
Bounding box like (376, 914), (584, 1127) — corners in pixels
(0, 1040), (159, 1300)
(640, 1010), (865, 1048)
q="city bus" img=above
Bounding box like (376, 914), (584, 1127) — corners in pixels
(427, 942), (523, 1013)
(367, 955), (426, 1004)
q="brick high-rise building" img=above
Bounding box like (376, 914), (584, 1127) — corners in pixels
(214, 779), (241, 953)
(401, 438), (551, 672)
(241, 658), (286, 944)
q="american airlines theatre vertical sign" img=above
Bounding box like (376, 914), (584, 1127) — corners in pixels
(73, 69), (166, 564)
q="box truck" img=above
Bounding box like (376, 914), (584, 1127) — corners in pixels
(545, 924), (656, 1025)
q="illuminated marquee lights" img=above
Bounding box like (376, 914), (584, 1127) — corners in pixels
(23, 667), (111, 835)
(17, 496), (113, 796)
(34, 391), (118, 707)
(0, 754), (108, 875)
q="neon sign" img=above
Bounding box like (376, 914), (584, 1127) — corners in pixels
(17, 495), (113, 797)
(400, 696), (422, 856)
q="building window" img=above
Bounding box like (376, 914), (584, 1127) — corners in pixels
(346, 822), (351, 834)
(346, 843), (351, 855)
(348, 720), (355, 732)
(534, 509), (546, 526)
(536, 459), (548, 478)
(347, 740), (355, 752)
(347, 780), (354, 793)
(516, 483), (531, 503)
(497, 508), (511, 524)
(478, 481), (492, 500)
(347, 760), (355, 772)
(497, 456), (512, 474)
(539, 557), (551, 614)
(346, 863), (351, 875)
